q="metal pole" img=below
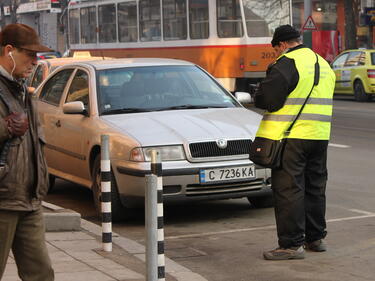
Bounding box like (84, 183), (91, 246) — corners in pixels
(146, 150), (165, 281)
(145, 173), (157, 281)
(101, 135), (112, 252)
(304, 0), (312, 23)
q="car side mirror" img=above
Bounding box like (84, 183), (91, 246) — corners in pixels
(234, 92), (253, 104)
(63, 101), (87, 115)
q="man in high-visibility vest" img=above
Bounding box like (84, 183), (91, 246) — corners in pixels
(254, 25), (336, 260)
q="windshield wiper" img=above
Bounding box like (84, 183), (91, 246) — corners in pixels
(156, 105), (228, 111)
(101, 108), (151, 115)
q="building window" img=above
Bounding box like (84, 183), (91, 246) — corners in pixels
(139, 0), (161, 42)
(80, 6), (97, 44)
(217, 0), (243, 38)
(69, 9), (80, 44)
(98, 4), (117, 43)
(118, 1), (138, 42)
(189, 0), (209, 39)
(243, 0), (290, 37)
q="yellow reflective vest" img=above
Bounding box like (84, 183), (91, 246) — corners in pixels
(256, 48), (336, 140)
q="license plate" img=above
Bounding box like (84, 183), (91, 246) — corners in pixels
(199, 165), (256, 184)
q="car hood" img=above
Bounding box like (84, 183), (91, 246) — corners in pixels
(101, 108), (262, 146)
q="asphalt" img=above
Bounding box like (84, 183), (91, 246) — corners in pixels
(2, 202), (208, 281)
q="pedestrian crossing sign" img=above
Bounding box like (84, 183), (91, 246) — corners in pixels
(302, 16), (318, 31)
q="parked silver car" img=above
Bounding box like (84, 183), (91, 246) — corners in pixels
(35, 58), (271, 220)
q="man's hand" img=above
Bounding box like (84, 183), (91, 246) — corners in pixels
(4, 112), (29, 137)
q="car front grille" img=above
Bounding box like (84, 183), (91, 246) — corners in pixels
(189, 139), (251, 158)
(186, 178), (264, 196)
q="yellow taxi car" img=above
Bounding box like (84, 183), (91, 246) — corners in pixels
(331, 49), (375, 102)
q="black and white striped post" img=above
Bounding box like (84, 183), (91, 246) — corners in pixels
(145, 150), (165, 281)
(101, 135), (112, 252)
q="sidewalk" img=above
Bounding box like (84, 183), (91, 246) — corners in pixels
(2, 203), (208, 281)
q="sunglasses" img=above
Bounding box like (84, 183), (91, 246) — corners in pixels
(16, 47), (37, 58)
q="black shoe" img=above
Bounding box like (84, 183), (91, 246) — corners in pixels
(263, 246), (305, 260)
(305, 240), (327, 252)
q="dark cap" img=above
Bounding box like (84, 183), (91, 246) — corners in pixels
(271, 24), (300, 47)
(0, 23), (52, 52)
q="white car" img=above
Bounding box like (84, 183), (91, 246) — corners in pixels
(36, 58), (271, 220)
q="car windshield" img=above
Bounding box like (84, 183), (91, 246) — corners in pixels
(97, 65), (239, 115)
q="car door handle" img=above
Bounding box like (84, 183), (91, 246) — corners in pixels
(55, 120), (61, 127)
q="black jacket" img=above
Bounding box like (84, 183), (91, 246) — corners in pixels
(254, 45), (310, 112)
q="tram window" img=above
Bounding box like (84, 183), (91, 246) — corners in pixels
(98, 4), (117, 43)
(243, 0), (290, 37)
(118, 2), (138, 42)
(189, 0), (209, 39)
(139, 0), (161, 41)
(69, 9), (80, 44)
(80, 7), (97, 44)
(163, 0), (187, 40)
(217, 0), (243, 38)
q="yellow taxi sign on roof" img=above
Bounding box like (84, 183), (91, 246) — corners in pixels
(73, 51), (92, 58)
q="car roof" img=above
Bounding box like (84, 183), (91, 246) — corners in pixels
(39, 56), (109, 67)
(71, 58), (194, 70)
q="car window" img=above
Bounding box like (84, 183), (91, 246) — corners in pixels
(344, 51), (362, 67)
(358, 52), (366, 65)
(39, 69), (74, 105)
(31, 65), (44, 88)
(65, 70), (90, 109)
(97, 65), (238, 114)
(371, 52), (375, 65)
(331, 53), (349, 69)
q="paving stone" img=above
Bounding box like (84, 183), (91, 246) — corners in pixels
(85, 258), (124, 271)
(49, 239), (99, 251)
(55, 271), (115, 281)
(107, 268), (144, 280)
(52, 260), (93, 273)
(49, 251), (75, 262)
(46, 231), (94, 241)
(65, 250), (105, 260)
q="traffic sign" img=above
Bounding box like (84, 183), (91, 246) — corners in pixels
(302, 16), (318, 31)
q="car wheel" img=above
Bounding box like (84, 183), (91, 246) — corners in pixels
(247, 195), (274, 208)
(48, 174), (56, 193)
(92, 155), (129, 221)
(354, 80), (370, 102)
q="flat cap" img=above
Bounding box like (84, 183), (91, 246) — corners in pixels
(0, 23), (52, 52)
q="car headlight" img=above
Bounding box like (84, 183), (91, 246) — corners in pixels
(130, 145), (186, 162)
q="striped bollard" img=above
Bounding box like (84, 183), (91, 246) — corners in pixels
(145, 150), (165, 281)
(101, 135), (112, 252)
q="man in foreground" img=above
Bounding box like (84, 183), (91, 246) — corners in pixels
(0, 24), (54, 280)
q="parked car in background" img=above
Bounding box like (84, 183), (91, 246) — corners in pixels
(35, 58), (272, 220)
(37, 51), (62, 60)
(331, 49), (375, 101)
(28, 56), (110, 91)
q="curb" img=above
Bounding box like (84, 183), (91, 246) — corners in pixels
(42, 201), (81, 232)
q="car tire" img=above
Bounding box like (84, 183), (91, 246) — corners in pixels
(354, 80), (370, 102)
(48, 174), (56, 193)
(92, 155), (129, 221)
(247, 195), (274, 208)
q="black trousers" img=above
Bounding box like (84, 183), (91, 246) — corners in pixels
(272, 139), (328, 248)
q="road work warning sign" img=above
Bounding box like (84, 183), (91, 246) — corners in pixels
(302, 16), (318, 31)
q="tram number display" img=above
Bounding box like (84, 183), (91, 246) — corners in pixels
(261, 52), (276, 59)
(199, 165), (256, 184)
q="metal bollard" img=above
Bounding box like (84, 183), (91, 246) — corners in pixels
(145, 150), (165, 281)
(101, 135), (112, 252)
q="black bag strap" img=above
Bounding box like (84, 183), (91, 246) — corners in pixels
(285, 53), (319, 136)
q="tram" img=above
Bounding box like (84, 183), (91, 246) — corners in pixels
(68, 0), (291, 92)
